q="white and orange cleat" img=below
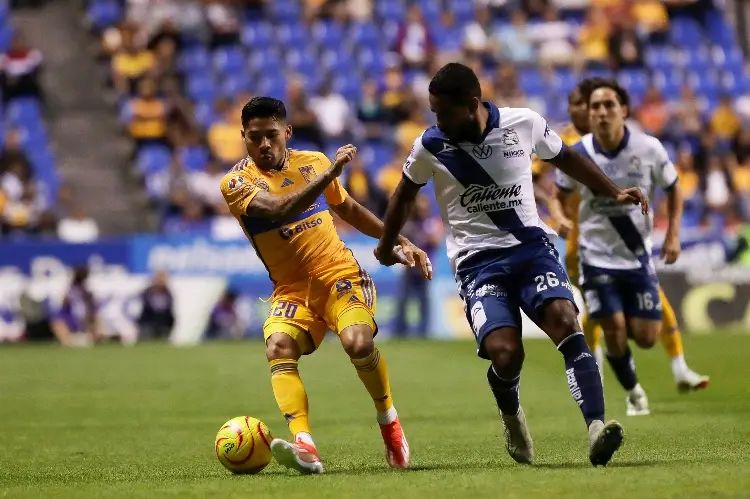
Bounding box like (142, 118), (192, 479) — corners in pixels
(270, 437), (324, 475)
(379, 416), (410, 469)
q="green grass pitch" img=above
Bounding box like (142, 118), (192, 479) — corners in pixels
(1, 335), (749, 498)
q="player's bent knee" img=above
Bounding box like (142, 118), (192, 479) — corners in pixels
(483, 328), (523, 373)
(540, 299), (579, 343)
(340, 325), (375, 359)
(265, 333), (301, 361)
(631, 322), (660, 349)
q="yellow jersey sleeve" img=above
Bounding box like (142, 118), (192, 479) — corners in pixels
(220, 170), (260, 217)
(313, 152), (348, 206)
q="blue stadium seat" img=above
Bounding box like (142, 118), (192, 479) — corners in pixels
(357, 47), (387, 74)
(681, 47), (712, 72)
(518, 68), (547, 96)
(348, 22), (381, 47)
(652, 70), (684, 96)
(178, 145), (209, 172)
(6, 98), (42, 127)
(136, 145), (172, 175)
(705, 10), (735, 48)
(320, 48), (356, 74)
(241, 22), (274, 47)
(178, 46), (210, 75)
(312, 20), (345, 48)
(276, 22), (309, 49)
(418, 0), (442, 24)
(618, 69), (649, 97)
(255, 76), (287, 100)
(285, 47), (320, 79)
(448, 0), (475, 23)
(248, 48), (284, 75)
(669, 17), (704, 47)
(551, 69), (577, 95)
(185, 75), (217, 103)
(720, 72), (749, 96)
(213, 45), (246, 76)
(644, 46), (675, 72)
(376, 0), (406, 23)
(361, 143), (394, 171)
(86, 0), (122, 32)
(220, 73), (252, 99)
(268, 0), (301, 21)
(688, 71), (720, 100)
(194, 101), (218, 130)
(332, 74), (363, 102)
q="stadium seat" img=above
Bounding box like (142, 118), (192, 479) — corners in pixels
(348, 21), (381, 48)
(518, 68), (547, 96)
(136, 145), (172, 175)
(268, 0), (301, 21)
(178, 46), (211, 75)
(194, 101), (218, 130)
(86, 0), (123, 32)
(376, 0), (406, 23)
(186, 75), (217, 104)
(312, 20), (346, 48)
(669, 17), (704, 47)
(249, 48), (284, 76)
(276, 22), (309, 49)
(213, 46), (246, 76)
(6, 98), (42, 127)
(240, 22), (274, 47)
(220, 73), (252, 99)
(178, 145), (209, 172)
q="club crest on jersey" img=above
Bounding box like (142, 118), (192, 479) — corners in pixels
(298, 165), (316, 184)
(227, 176), (245, 191)
(472, 144), (492, 159)
(501, 128), (520, 147)
(253, 178), (270, 191)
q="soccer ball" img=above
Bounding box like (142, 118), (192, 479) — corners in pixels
(215, 416), (273, 474)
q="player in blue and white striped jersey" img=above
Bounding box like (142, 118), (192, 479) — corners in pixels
(374, 63), (649, 467)
(556, 79), (683, 417)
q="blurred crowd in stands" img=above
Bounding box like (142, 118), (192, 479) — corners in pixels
(3, 0), (750, 240)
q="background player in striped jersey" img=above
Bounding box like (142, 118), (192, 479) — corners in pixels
(534, 79), (709, 394)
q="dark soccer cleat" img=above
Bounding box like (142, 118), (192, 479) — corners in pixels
(589, 420), (624, 467)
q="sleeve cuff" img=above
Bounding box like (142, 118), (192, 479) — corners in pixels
(663, 177), (678, 191)
(540, 141), (567, 162)
(402, 171), (427, 186)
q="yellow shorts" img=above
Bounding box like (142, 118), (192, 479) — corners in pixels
(263, 264), (377, 355)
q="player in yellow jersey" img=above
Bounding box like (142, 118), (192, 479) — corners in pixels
(220, 97), (432, 474)
(533, 79), (709, 393)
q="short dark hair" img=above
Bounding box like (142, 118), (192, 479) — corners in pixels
(241, 96), (287, 127)
(580, 78), (630, 108)
(428, 62), (481, 104)
(573, 77), (608, 102)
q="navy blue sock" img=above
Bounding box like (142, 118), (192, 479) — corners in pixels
(557, 332), (605, 426)
(606, 347), (638, 391)
(487, 366), (520, 416)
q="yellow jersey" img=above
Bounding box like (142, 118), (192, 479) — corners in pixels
(220, 150), (357, 286)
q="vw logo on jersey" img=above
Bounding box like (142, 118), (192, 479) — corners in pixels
(472, 144), (492, 159)
(501, 128), (520, 147)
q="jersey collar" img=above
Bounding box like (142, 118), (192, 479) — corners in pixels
(592, 126), (630, 159)
(478, 101), (500, 144)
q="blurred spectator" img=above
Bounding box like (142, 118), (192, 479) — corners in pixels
(124, 77), (168, 152)
(669, 85), (704, 145)
(50, 267), (101, 347)
(380, 64), (412, 124)
(187, 157), (226, 213)
(733, 127), (750, 165)
(286, 77), (324, 149)
(578, 7), (610, 67)
(57, 203), (100, 243)
(149, 34), (179, 87)
(494, 63), (526, 108)
(310, 79), (352, 142)
(0, 32), (43, 103)
(343, 157), (386, 216)
(532, 7), (576, 67)
(608, 16), (645, 70)
(206, 289), (245, 340)
(711, 95), (741, 145)
(357, 79), (387, 141)
(111, 26), (154, 96)
(675, 145), (703, 226)
(636, 85), (669, 140)
(463, 5), (496, 60)
(702, 155), (741, 226)
(395, 105), (428, 154)
(0, 129), (31, 173)
(465, 57), (496, 103)
(435, 10), (463, 60)
(393, 4), (435, 70)
(138, 271), (175, 340)
(377, 145), (409, 197)
(496, 10), (535, 65)
(394, 195), (441, 338)
(206, 2), (240, 48)
(207, 98), (245, 165)
(630, 0), (670, 42)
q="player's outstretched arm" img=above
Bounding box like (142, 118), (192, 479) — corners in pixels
(375, 176), (422, 267)
(242, 145), (356, 221)
(661, 180), (683, 264)
(549, 147), (649, 215)
(331, 197), (432, 279)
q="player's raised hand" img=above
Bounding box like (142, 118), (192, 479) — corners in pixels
(399, 242), (434, 280)
(660, 231), (681, 264)
(331, 144), (357, 176)
(615, 187), (649, 215)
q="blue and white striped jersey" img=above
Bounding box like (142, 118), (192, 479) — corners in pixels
(403, 102), (565, 273)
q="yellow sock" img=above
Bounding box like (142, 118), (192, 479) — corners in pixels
(269, 358), (311, 437)
(582, 313), (603, 351)
(659, 288), (684, 358)
(351, 347), (394, 413)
